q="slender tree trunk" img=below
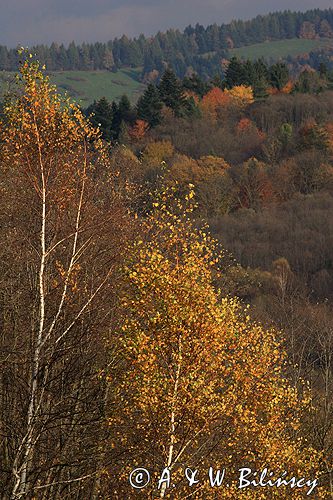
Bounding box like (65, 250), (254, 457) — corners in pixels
(160, 334), (182, 499)
(12, 151), (46, 499)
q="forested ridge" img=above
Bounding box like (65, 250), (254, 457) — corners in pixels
(0, 43), (333, 499)
(1, 8), (333, 78)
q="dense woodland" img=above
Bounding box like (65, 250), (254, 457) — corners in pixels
(84, 60), (333, 138)
(86, 58), (333, 496)
(1, 8), (333, 78)
(0, 46), (333, 499)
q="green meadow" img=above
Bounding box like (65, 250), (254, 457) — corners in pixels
(0, 68), (145, 106)
(231, 37), (333, 60)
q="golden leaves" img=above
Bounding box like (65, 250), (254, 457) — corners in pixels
(224, 85), (254, 107)
(106, 190), (323, 498)
(0, 57), (107, 216)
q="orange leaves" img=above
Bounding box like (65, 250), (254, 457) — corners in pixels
(237, 117), (253, 132)
(128, 119), (149, 141)
(281, 80), (294, 94)
(200, 86), (230, 121)
(0, 56), (134, 499)
(201, 86), (230, 108)
(0, 57), (104, 215)
(268, 80), (294, 95)
(200, 85), (254, 122)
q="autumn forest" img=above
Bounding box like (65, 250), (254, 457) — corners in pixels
(0, 8), (333, 500)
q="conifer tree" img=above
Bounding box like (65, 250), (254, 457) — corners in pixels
(118, 94), (133, 122)
(269, 62), (289, 90)
(158, 68), (187, 115)
(137, 83), (163, 127)
(111, 95), (136, 139)
(183, 73), (210, 97)
(111, 100), (121, 138)
(225, 56), (247, 88)
(86, 96), (113, 140)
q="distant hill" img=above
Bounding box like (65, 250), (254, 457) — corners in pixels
(1, 7), (333, 104)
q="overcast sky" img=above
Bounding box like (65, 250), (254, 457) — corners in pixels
(1, 0), (333, 47)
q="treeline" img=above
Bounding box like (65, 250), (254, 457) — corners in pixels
(84, 60), (333, 141)
(1, 8), (333, 79)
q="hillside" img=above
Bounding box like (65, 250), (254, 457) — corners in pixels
(0, 8), (333, 80)
(231, 37), (333, 61)
(1, 8), (333, 497)
(49, 69), (144, 105)
(1, 9), (333, 106)
(0, 68), (144, 105)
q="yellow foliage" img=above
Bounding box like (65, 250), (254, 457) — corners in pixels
(0, 54), (104, 212)
(224, 85), (254, 107)
(165, 154), (232, 215)
(107, 190), (325, 498)
(141, 140), (174, 166)
(167, 154), (229, 187)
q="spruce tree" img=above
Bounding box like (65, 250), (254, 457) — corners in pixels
(85, 97), (113, 140)
(137, 84), (163, 127)
(158, 68), (187, 115)
(111, 95), (136, 139)
(118, 94), (132, 121)
(269, 62), (289, 90)
(111, 101), (121, 139)
(224, 56), (247, 88)
(183, 73), (210, 97)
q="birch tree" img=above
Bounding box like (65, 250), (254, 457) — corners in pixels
(0, 55), (130, 498)
(106, 190), (325, 499)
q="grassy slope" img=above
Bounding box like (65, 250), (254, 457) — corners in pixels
(0, 68), (145, 106)
(231, 37), (333, 60)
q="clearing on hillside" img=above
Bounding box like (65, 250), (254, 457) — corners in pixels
(231, 37), (333, 61)
(0, 68), (145, 106)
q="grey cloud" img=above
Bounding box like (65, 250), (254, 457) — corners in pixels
(1, 0), (332, 46)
